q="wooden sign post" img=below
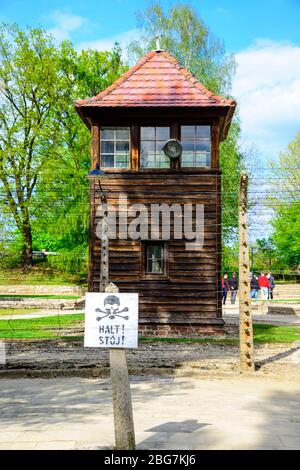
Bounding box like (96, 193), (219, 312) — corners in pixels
(84, 286), (137, 450)
(238, 173), (255, 373)
(107, 283), (135, 450)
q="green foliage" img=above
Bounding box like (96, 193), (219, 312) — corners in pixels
(129, 2), (235, 95)
(0, 24), (63, 266)
(222, 243), (239, 274)
(220, 119), (243, 242)
(0, 231), (23, 268)
(76, 44), (126, 97)
(31, 41), (127, 275)
(0, 23), (127, 274)
(271, 204), (300, 268)
(270, 132), (300, 270)
(0, 266), (85, 285)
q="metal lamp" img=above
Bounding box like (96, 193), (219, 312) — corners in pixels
(162, 139), (182, 160)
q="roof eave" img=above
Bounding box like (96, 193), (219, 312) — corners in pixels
(75, 101), (236, 140)
(220, 104), (236, 141)
(75, 104), (92, 129)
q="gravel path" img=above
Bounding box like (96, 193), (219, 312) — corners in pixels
(1, 340), (300, 381)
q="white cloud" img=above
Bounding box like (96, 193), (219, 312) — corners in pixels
(76, 28), (139, 58)
(232, 39), (300, 159)
(48, 11), (87, 41)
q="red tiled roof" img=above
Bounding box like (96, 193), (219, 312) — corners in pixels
(75, 50), (236, 109)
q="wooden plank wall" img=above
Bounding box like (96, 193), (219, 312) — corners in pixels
(90, 171), (222, 327)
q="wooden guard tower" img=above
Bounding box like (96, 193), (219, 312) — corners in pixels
(76, 48), (236, 337)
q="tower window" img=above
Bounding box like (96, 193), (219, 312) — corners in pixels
(100, 127), (130, 168)
(144, 242), (166, 275)
(140, 127), (170, 168)
(181, 125), (211, 167)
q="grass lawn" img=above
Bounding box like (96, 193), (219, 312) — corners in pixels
(0, 267), (86, 286)
(0, 308), (41, 316)
(0, 313), (84, 339)
(141, 325), (300, 345)
(0, 315), (299, 343)
(253, 324), (300, 343)
(0, 294), (80, 300)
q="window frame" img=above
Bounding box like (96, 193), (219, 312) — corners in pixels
(97, 121), (216, 172)
(180, 125), (211, 168)
(140, 126), (171, 169)
(100, 127), (131, 169)
(141, 241), (169, 280)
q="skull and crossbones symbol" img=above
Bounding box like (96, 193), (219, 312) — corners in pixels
(95, 295), (129, 321)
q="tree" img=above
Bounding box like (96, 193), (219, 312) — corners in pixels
(128, 2), (243, 242)
(0, 22), (127, 271)
(128, 2), (235, 95)
(270, 132), (300, 270)
(0, 24), (62, 268)
(31, 43), (127, 275)
(271, 205), (300, 269)
(255, 238), (277, 271)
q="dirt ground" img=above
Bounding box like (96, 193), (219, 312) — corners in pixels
(1, 339), (300, 381)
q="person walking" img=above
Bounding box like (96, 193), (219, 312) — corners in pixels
(222, 273), (230, 305)
(267, 272), (275, 299)
(250, 273), (259, 305)
(258, 272), (270, 301)
(229, 272), (238, 304)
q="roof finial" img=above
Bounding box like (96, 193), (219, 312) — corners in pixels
(155, 34), (161, 51)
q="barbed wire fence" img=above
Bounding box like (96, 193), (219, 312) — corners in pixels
(0, 166), (299, 358)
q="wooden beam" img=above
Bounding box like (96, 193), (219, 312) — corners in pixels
(91, 123), (100, 169)
(170, 122), (180, 169)
(211, 120), (220, 169)
(131, 124), (139, 171)
(238, 173), (255, 373)
(88, 181), (96, 292)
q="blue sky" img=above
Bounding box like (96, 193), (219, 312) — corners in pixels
(1, 0), (300, 162)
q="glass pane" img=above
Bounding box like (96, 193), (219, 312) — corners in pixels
(141, 127), (155, 140)
(143, 156), (156, 168)
(101, 154), (114, 167)
(181, 152), (194, 167)
(116, 153), (129, 168)
(182, 139), (195, 152)
(141, 141), (155, 168)
(156, 141), (170, 167)
(181, 126), (195, 138)
(101, 140), (114, 153)
(141, 140), (155, 154)
(116, 141), (129, 152)
(156, 127), (170, 140)
(156, 154), (170, 168)
(195, 152), (208, 167)
(101, 128), (114, 140)
(146, 244), (163, 274)
(156, 140), (165, 152)
(156, 140), (171, 168)
(195, 140), (210, 152)
(196, 126), (210, 138)
(116, 128), (129, 140)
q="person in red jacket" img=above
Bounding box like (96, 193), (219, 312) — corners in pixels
(258, 272), (270, 301)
